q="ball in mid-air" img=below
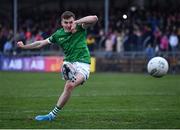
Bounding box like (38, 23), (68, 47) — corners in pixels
(147, 57), (169, 77)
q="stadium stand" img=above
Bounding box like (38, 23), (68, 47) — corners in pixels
(0, 0), (180, 73)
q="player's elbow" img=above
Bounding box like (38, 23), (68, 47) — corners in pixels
(36, 40), (48, 49)
(35, 42), (43, 49)
(92, 15), (98, 22)
(35, 45), (43, 49)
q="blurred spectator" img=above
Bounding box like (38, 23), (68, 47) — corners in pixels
(3, 38), (13, 54)
(35, 30), (43, 41)
(142, 25), (153, 49)
(110, 30), (117, 52)
(155, 44), (160, 54)
(153, 26), (162, 47)
(105, 35), (113, 58)
(25, 28), (34, 45)
(134, 25), (143, 51)
(123, 29), (130, 51)
(160, 33), (169, 51)
(18, 28), (26, 42)
(0, 27), (8, 52)
(0, 8), (180, 54)
(116, 31), (124, 53)
(86, 34), (95, 52)
(169, 31), (179, 52)
(97, 29), (106, 50)
(145, 44), (155, 60)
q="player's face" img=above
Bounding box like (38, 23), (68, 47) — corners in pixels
(61, 17), (75, 32)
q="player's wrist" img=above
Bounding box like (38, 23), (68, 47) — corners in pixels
(21, 45), (27, 49)
(74, 20), (81, 25)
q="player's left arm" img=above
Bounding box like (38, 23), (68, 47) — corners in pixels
(74, 15), (98, 29)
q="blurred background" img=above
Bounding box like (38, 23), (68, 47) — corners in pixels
(1, 1), (180, 129)
(0, 0), (180, 73)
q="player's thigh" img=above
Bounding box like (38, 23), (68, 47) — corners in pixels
(65, 72), (84, 89)
(75, 62), (90, 81)
(73, 72), (84, 87)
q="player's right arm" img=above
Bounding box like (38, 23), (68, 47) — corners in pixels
(17, 39), (50, 49)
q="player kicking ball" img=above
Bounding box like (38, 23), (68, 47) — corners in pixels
(17, 11), (98, 121)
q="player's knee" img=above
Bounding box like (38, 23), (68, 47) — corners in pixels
(65, 82), (75, 92)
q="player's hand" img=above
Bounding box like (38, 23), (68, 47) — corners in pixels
(17, 41), (25, 48)
(70, 21), (77, 33)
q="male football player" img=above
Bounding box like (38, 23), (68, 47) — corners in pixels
(17, 11), (98, 121)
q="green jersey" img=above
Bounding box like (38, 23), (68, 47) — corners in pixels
(48, 25), (91, 64)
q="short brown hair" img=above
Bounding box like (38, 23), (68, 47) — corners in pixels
(61, 11), (75, 19)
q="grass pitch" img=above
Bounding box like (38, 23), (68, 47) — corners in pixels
(0, 71), (180, 129)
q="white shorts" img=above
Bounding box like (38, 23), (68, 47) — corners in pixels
(63, 61), (90, 81)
